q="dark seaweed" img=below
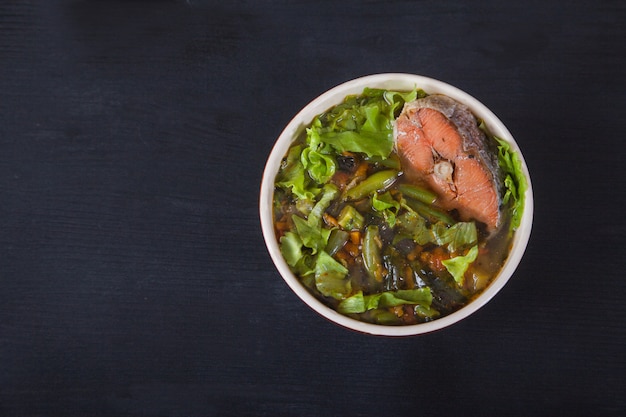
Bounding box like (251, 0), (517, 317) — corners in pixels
(411, 262), (467, 315)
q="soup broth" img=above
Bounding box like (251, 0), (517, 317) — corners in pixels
(272, 88), (526, 325)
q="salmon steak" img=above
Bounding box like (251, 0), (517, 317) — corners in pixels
(394, 95), (503, 230)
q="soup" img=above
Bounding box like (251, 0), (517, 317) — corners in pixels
(272, 88), (526, 325)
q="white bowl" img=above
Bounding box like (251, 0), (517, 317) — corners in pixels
(259, 73), (533, 336)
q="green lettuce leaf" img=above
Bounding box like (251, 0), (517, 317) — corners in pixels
(372, 191), (400, 227)
(337, 288), (433, 314)
(319, 130), (393, 158)
(431, 222), (477, 253)
(396, 209), (476, 251)
(292, 215), (331, 255)
(314, 251), (350, 300)
(282, 183), (338, 281)
(301, 147), (336, 184)
(383, 88), (425, 120)
(442, 245), (479, 286)
(494, 136), (528, 232)
(301, 127), (336, 184)
(376, 289), (433, 308)
(413, 304), (440, 319)
(276, 145), (319, 200)
(306, 120), (323, 149)
(279, 232), (303, 267)
(307, 184), (338, 227)
(396, 210), (432, 246)
(336, 291), (366, 314)
(308, 87), (422, 159)
(279, 232), (315, 276)
(290, 183), (338, 253)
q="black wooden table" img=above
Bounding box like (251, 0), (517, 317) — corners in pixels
(1, 1), (625, 416)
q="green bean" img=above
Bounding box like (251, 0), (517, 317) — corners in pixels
(404, 197), (456, 226)
(362, 225), (383, 282)
(364, 155), (402, 170)
(345, 170), (398, 201)
(325, 229), (350, 256)
(398, 183), (437, 205)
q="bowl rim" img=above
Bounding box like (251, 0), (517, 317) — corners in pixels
(259, 73), (533, 336)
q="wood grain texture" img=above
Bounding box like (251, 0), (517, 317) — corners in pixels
(1, 1), (625, 416)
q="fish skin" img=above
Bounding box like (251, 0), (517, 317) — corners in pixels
(394, 94), (503, 230)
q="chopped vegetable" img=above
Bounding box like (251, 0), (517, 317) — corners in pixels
(311, 87), (420, 158)
(396, 210), (432, 246)
(280, 232), (304, 268)
(442, 245), (479, 286)
(494, 136), (527, 233)
(276, 145), (319, 200)
(372, 191), (400, 227)
(325, 229), (349, 256)
(337, 205), (364, 231)
(307, 184), (338, 227)
(301, 146), (336, 184)
(362, 225), (383, 282)
(337, 288), (433, 314)
(345, 170), (398, 200)
(398, 183), (437, 205)
(402, 197), (456, 226)
(431, 222), (477, 253)
(314, 251), (351, 299)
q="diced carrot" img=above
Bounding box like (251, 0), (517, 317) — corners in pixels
(335, 249), (353, 266)
(349, 231), (361, 245)
(344, 241), (360, 258)
(391, 306), (404, 317)
(323, 213), (340, 228)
